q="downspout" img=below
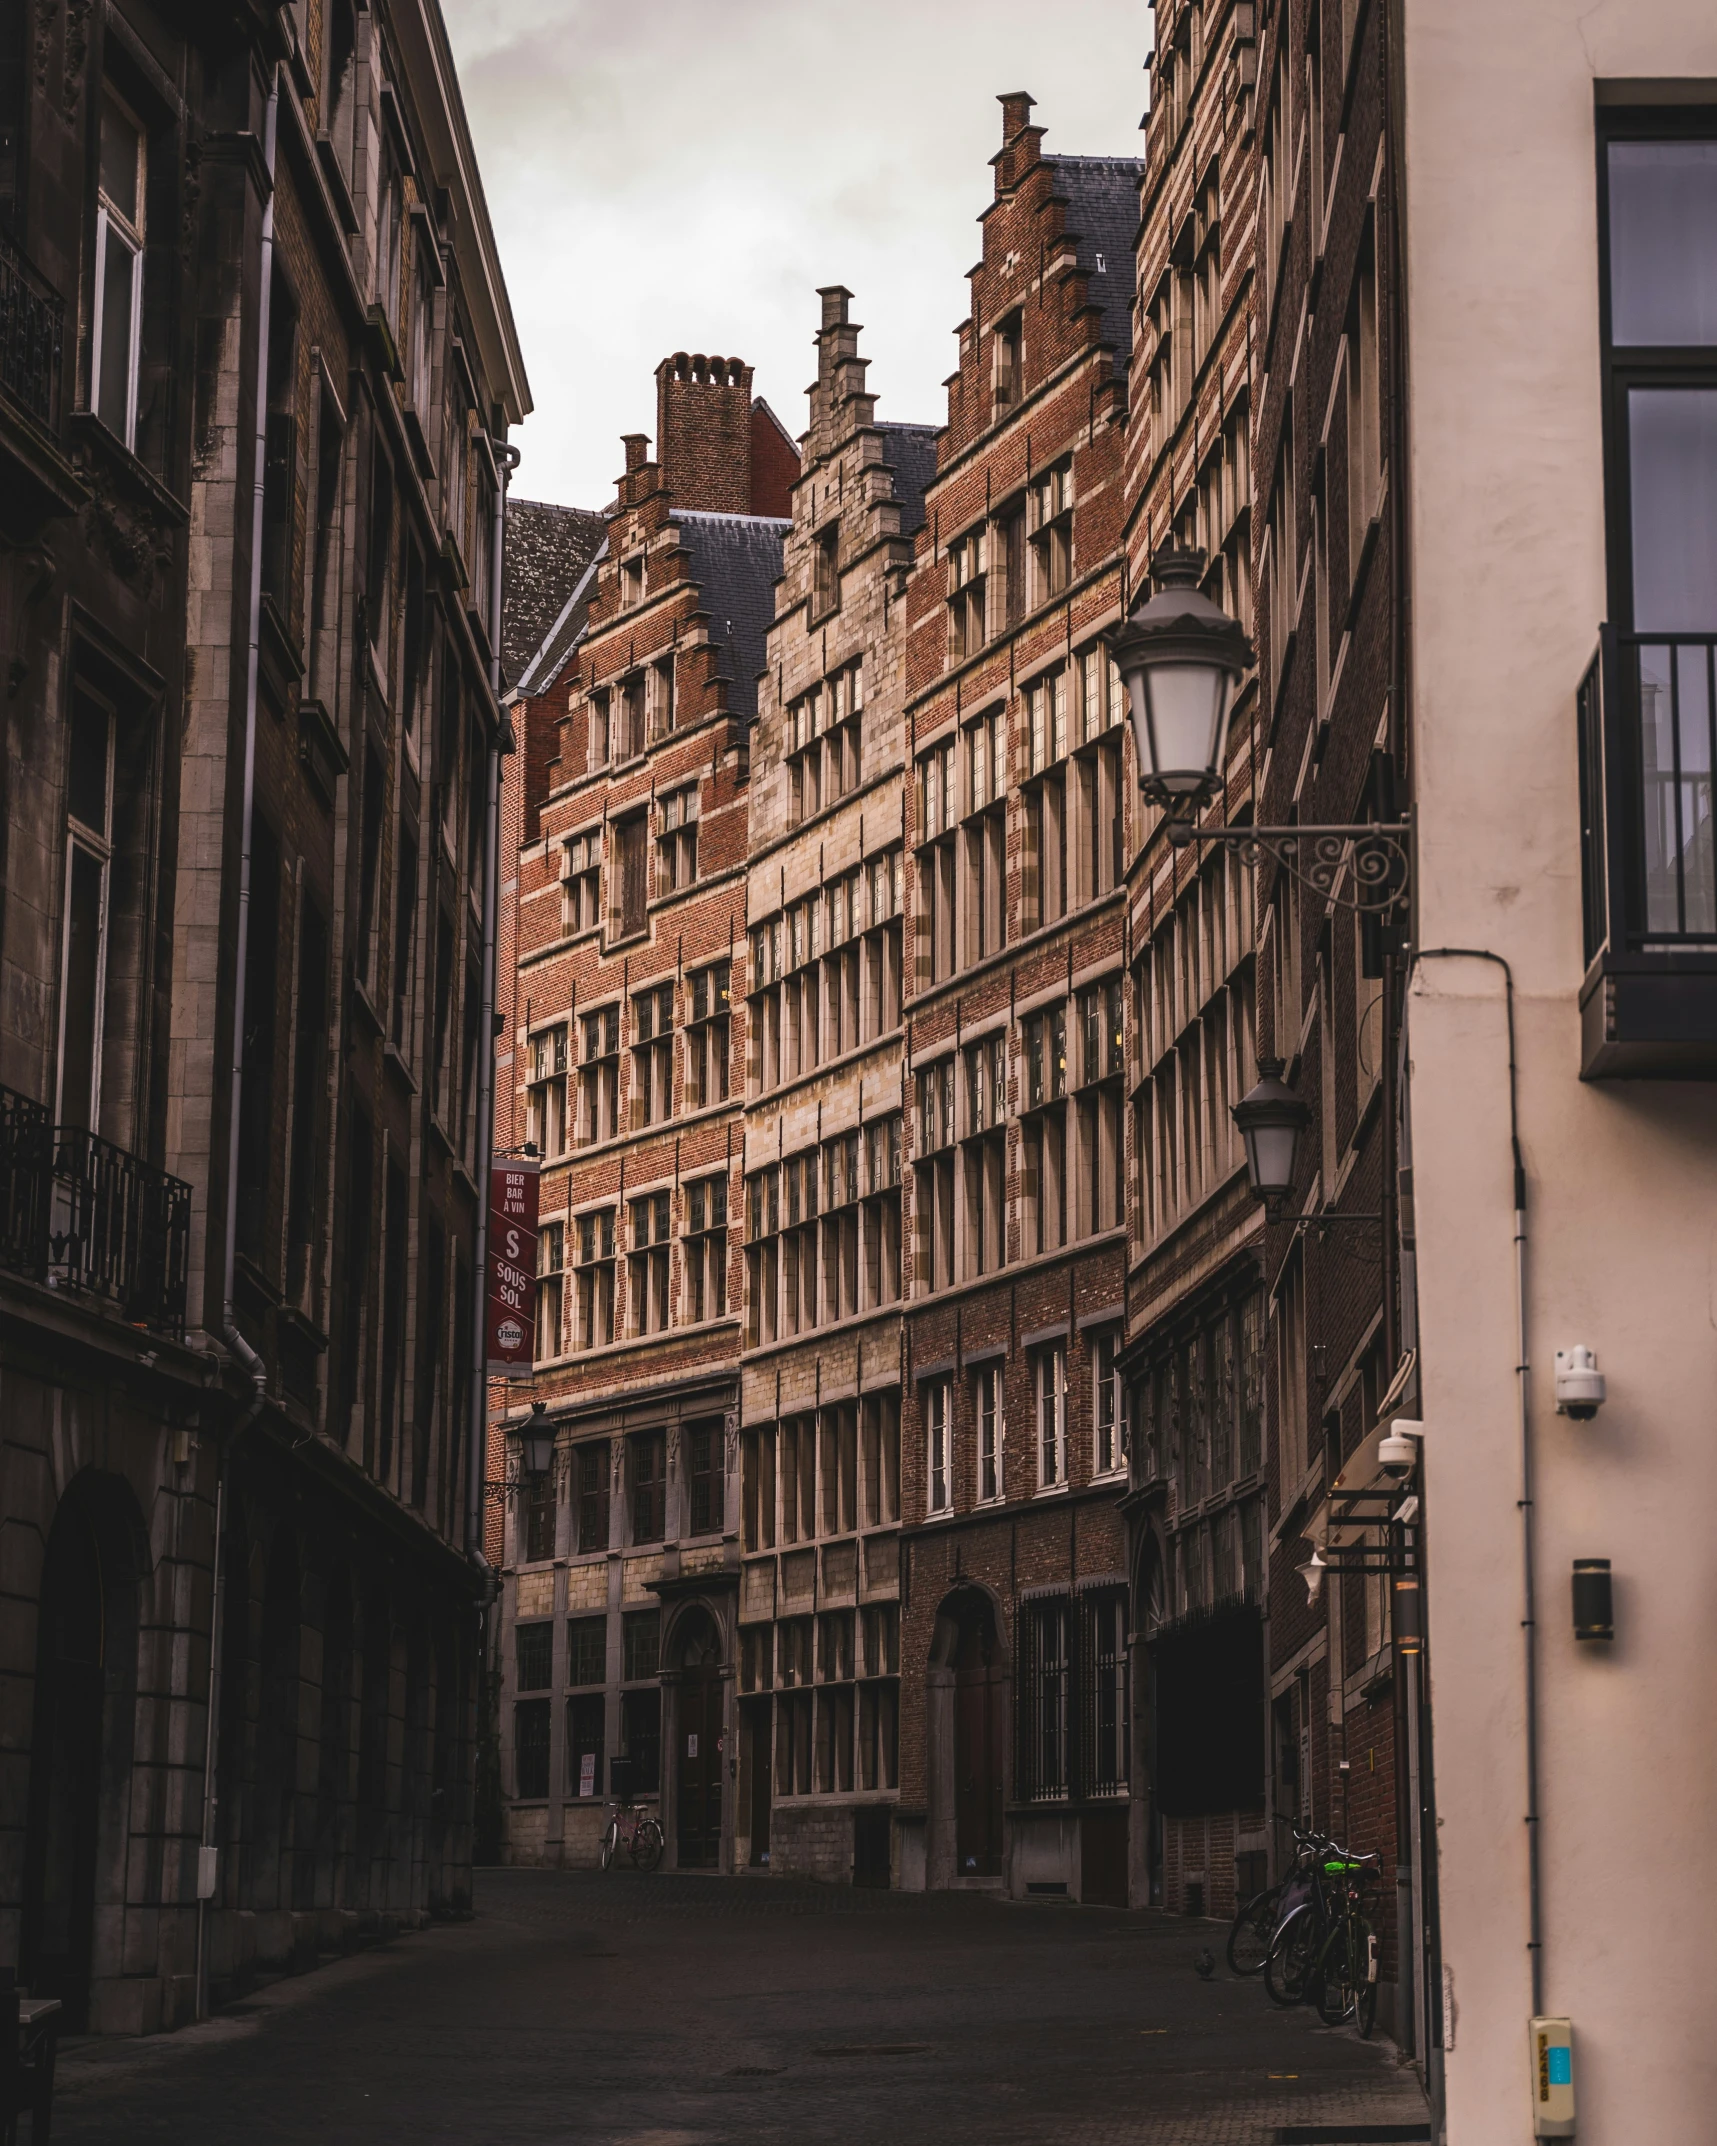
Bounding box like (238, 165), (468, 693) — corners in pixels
(466, 439), (520, 1571)
(196, 65), (279, 2022)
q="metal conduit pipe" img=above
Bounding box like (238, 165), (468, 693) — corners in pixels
(196, 65), (280, 2023)
(466, 439), (521, 1570)
(1410, 948), (1536, 2018)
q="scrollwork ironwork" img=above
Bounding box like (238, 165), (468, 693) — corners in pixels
(1177, 822), (1411, 916)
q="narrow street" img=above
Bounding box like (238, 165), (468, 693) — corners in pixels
(54, 1871), (1428, 2146)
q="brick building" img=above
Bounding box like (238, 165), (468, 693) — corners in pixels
(493, 356), (795, 1871)
(733, 288), (933, 1884)
(0, 0), (527, 2033)
(892, 96), (1142, 1904)
(1244, 0), (1417, 2039)
(1115, 0), (1269, 1922)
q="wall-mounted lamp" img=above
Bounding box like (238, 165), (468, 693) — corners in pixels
(1393, 1573), (1424, 1656)
(1297, 1545), (1328, 1606)
(1572, 1559), (1613, 1642)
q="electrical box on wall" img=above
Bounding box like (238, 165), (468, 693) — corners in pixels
(1529, 2015), (1575, 2137)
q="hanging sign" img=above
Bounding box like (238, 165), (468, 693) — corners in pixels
(486, 1156), (539, 1376)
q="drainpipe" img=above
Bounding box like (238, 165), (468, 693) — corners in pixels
(466, 440), (520, 1573)
(196, 65), (279, 2023)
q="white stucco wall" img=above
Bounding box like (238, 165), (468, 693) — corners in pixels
(1402, 6), (1717, 2140)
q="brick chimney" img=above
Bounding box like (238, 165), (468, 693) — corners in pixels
(995, 90), (1043, 194)
(655, 352), (756, 515)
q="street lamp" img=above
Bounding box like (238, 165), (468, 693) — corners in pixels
(516, 1402), (555, 1480)
(1107, 546), (1254, 808)
(1233, 1060), (1309, 1210)
(1105, 545), (1410, 907)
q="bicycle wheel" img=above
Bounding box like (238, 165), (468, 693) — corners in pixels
(631, 1816), (664, 1873)
(1264, 1906), (1319, 2007)
(1313, 1923), (1352, 2026)
(599, 1815), (620, 1872)
(1227, 1890), (1274, 1976)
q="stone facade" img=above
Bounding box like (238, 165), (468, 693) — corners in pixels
(0, 0), (526, 2034)
(734, 288), (932, 1884)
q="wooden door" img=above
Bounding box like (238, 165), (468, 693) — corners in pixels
(676, 1657), (723, 1868)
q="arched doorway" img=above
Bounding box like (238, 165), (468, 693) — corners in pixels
(21, 1472), (145, 2031)
(931, 1588), (1004, 1880)
(672, 1608), (724, 1870)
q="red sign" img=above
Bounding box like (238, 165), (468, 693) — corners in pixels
(486, 1157), (539, 1377)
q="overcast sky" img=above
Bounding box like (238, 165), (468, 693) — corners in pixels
(441, 0), (1152, 509)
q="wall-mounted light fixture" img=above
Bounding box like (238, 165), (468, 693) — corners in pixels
(1572, 1559), (1613, 1642)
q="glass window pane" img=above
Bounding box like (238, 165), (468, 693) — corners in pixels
(99, 93), (141, 226)
(1609, 141), (1717, 347)
(1628, 388), (1717, 633)
(68, 690), (111, 835)
(61, 843), (106, 1131)
(97, 224), (139, 443)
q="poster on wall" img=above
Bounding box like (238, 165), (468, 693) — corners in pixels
(486, 1156), (539, 1376)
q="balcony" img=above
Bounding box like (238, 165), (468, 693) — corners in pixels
(0, 227), (84, 540)
(1578, 628), (1717, 1077)
(0, 1083), (191, 1335)
(0, 228), (62, 430)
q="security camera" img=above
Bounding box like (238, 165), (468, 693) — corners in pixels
(1378, 1418), (1422, 1478)
(1555, 1347), (1606, 1421)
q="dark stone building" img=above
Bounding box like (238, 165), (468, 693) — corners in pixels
(0, 0), (527, 2032)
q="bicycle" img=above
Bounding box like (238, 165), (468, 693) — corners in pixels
(1228, 1831), (1317, 1976)
(599, 1796), (663, 1872)
(1310, 1848), (1382, 2036)
(1261, 1829), (1347, 2008)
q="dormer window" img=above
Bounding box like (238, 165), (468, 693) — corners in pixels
(620, 550), (645, 607)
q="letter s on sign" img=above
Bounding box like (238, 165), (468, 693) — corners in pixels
(505, 1227), (521, 1260)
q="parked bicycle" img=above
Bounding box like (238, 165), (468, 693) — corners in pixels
(598, 1757), (663, 1872)
(1261, 1829), (1364, 2010)
(1227, 1829), (1317, 1976)
(1309, 1847), (1382, 2036)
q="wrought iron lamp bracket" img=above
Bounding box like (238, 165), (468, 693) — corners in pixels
(1165, 819), (1411, 916)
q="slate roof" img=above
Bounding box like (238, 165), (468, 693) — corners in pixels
(877, 423), (939, 539)
(672, 510), (790, 724)
(1046, 156), (1145, 362)
(514, 538), (607, 699)
(502, 498), (606, 685)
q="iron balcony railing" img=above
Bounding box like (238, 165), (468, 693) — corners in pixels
(0, 227), (64, 431)
(0, 1081), (190, 1335)
(1579, 627), (1717, 965)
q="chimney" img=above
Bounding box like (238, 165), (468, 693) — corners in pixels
(622, 433), (649, 473)
(655, 352), (755, 515)
(999, 91), (1035, 145)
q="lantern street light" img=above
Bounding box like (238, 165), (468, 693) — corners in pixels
(1104, 545), (1410, 911)
(1233, 1060), (1310, 1211)
(1108, 546), (1254, 806)
(517, 1401), (555, 1481)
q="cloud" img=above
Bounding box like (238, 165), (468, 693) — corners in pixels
(441, 0), (1151, 505)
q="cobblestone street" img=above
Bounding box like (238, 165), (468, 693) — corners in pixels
(53, 1870), (1430, 2146)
